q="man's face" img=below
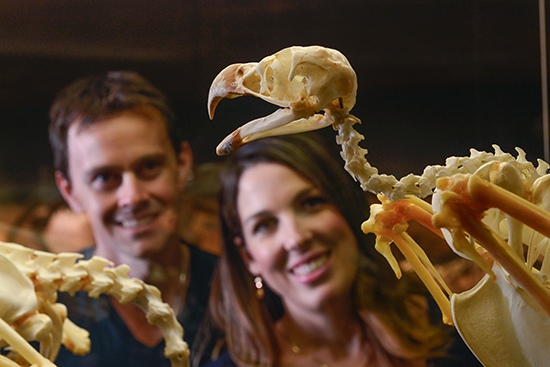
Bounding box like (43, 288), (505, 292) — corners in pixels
(58, 107), (191, 259)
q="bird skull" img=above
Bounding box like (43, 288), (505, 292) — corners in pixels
(208, 45), (358, 155)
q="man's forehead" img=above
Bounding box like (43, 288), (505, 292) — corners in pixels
(71, 104), (158, 127)
(66, 111), (174, 166)
(68, 107), (168, 139)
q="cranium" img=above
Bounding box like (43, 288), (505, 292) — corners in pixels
(208, 45), (357, 155)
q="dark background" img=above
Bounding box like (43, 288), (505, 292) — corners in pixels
(0, 0), (548, 202)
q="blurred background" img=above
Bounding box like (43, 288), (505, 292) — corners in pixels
(0, 0), (547, 251)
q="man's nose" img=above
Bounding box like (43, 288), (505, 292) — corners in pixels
(117, 173), (147, 207)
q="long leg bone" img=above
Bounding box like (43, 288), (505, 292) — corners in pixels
(473, 161), (529, 258)
(527, 174), (550, 278)
(0, 317), (56, 367)
(434, 174), (550, 316)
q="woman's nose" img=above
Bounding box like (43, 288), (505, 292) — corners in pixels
(281, 215), (312, 251)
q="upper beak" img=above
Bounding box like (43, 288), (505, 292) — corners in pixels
(207, 63), (257, 119)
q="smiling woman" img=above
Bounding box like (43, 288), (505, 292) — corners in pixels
(200, 132), (483, 367)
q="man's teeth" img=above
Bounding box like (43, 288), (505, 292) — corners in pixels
(121, 217), (153, 228)
(293, 255), (328, 276)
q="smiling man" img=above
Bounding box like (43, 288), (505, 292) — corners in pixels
(48, 71), (217, 367)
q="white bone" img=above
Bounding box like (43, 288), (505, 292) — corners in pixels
(61, 317), (90, 356)
(0, 242), (188, 367)
(452, 263), (550, 367)
(0, 253), (37, 323)
(209, 46), (356, 155)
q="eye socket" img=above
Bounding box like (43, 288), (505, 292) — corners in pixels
(251, 216), (278, 235)
(91, 171), (121, 191)
(264, 66), (275, 92)
(136, 157), (164, 180)
(300, 193), (329, 211)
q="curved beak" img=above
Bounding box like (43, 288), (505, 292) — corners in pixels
(207, 63), (256, 119)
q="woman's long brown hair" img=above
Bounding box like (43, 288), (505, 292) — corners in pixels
(206, 132), (449, 366)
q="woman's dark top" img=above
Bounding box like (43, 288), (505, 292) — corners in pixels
(203, 298), (484, 367)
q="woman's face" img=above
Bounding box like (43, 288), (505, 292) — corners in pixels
(237, 162), (359, 312)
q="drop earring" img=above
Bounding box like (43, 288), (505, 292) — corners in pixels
(254, 276), (264, 299)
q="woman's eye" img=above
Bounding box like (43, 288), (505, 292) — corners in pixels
(302, 195), (328, 210)
(252, 218), (276, 235)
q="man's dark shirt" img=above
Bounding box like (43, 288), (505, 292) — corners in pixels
(55, 243), (217, 367)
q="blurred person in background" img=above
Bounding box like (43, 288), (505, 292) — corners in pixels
(179, 162), (225, 256)
(6, 198), (93, 253)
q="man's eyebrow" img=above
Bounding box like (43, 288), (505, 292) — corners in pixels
(130, 153), (167, 167)
(136, 152), (166, 161)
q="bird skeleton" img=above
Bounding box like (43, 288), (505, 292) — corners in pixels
(208, 45), (550, 367)
(0, 242), (189, 367)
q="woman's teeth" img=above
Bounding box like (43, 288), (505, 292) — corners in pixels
(293, 255), (328, 276)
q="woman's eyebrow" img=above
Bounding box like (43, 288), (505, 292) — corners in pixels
(243, 210), (270, 226)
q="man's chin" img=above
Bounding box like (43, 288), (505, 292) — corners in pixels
(128, 236), (173, 258)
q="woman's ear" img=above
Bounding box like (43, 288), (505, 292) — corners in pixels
(235, 236), (250, 264)
(235, 236), (261, 276)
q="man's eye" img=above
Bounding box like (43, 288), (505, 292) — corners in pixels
(138, 159), (163, 179)
(91, 172), (120, 190)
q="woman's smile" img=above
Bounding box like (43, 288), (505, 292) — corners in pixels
(290, 252), (331, 283)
